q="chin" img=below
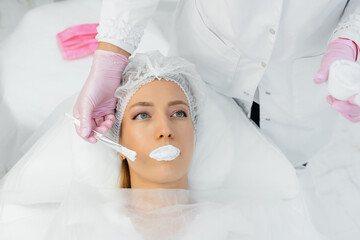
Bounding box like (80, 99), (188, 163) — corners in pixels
(152, 164), (186, 184)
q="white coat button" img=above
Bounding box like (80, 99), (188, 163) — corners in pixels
(265, 118), (271, 121)
(261, 62), (267, 68)
(269, 28), (276, 35)
(265, 91), (271, 95)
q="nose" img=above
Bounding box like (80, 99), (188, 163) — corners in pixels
(155, 116), (174, 140)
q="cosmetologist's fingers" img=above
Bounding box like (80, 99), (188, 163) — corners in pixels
(314, 68), (330, 84)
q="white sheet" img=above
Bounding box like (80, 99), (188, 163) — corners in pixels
(2, 89), (360, 239)
(0, 84), (310, 240)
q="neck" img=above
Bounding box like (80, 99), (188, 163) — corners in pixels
(129, 188), (189, 211)
(128, 171), (189, 211)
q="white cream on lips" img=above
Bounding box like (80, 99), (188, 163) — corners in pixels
(149, 145), (180, 161)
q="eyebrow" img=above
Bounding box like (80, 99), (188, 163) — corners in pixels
(129, 102), (154, 109)
(168, 100), (189, 108)
(129, 100), (189, 109)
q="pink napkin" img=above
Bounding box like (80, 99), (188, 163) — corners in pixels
(57, 23), (99, 60)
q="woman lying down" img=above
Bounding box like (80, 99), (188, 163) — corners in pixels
(2, 51), (359, 239)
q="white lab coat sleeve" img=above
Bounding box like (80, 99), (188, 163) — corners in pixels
(95, 0), (160, 54)
(330, 0), (360, 46)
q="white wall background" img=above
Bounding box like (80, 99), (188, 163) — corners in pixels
(0, 0), (176, 42)
(0, 0), (61, 41)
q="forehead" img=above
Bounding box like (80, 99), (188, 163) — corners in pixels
(128, 79), (188, 105)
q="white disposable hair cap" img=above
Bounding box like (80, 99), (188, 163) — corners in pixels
(109, 50), (206, 143)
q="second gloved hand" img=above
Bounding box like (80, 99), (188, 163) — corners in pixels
(327, 95), (360, 123)
(73, 50), (129, 143)
(314, 38), (360, 123)
(314, 38), (358, 84)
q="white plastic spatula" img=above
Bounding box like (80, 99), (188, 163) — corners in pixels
(65, 113), (136, 161)
(328, 60), (360, 106)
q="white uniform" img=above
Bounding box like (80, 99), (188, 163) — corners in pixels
(96, 0), (360, 166)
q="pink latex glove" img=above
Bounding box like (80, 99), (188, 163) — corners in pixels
(327, 95), (360, 122)
(73, 50), (128, 143)
(314, 38), (360, 123)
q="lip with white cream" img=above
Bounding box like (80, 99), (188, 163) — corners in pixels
(149, 145), (180, 161)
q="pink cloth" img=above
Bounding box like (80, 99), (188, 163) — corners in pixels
(57, 23), (99, 60)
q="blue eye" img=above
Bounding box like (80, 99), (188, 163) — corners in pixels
(133, 112), (149, 120)
(172, 111), (187, 118)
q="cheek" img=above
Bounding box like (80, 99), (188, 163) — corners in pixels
(177, 123), (194, 158)
(121, 121), (148, 146)
(120, 121), (154, 164)
(126, 128), (147, 146)
(180, 121), (194, 141)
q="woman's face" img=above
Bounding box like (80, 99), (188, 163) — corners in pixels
(119, 79), (194, 187)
